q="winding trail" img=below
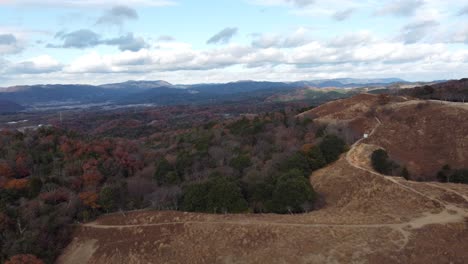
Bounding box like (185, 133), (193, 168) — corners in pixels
(345, 115), (468, 249)
(79, 114), (467, 254)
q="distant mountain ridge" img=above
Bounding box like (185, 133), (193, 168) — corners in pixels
(0, 78), (412, 109)
(400, 78), (468, 102)
(0, 99), (25, 113)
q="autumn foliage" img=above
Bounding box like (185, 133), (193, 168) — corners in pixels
(5, 254), (44, 264)
(79, 191), (100, 209)
(4, 178), (29, 190)
(0, 161), (14, 178)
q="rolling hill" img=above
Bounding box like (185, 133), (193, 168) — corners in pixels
(0, 99), (24, 113)
(0, 78), (408, 107)
(58, 94), (468, 264)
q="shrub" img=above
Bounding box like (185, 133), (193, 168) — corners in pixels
(401, 167), (410, 180)
(154, 158), (179, 186)
(270, 169), (316, 213)
(305, 146), (326, 172)
(279, 152), (311, 177)
(371, 149), (391, 174)
(319, 135), (347, 163)
(230, 154), (252, 173)
(181, 174), (248, 213)
(450, 169), (468, 184)
(99, 186), (118, 212)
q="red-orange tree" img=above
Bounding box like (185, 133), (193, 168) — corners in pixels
(5, 254), (44, 264)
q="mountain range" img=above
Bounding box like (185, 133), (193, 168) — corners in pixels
(0, 78), (409, 110)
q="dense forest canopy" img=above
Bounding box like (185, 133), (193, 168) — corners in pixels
(0, 104), (348, 263)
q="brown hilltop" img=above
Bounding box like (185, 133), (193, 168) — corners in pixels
(300, 94), (468, 179)
(59, 94), (468, 264)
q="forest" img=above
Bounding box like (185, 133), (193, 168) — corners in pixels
(0, 104), (347, 263)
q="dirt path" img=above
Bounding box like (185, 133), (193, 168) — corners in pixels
(78, 114), (467, 256)
(83, 219), (407, 230)
(344, 115), (468, 249)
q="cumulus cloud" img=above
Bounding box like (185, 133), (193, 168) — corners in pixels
(0, 34), (23, 54)
(103, 33), (148, 51)
(332, 8), (354, 21)
(399, 20), (439, 44)
(287, 0), (315, 7)
(451, 26), (468, 44)
(4, 41), (468, 85)
(207, 28), (238, 44)
(0, 0), (176, 7)
(251, 28), (310, 48)
(158, 35), (175, 42)
(49, 29), (101, 49)
(458, 5), (468, 16)
(0, 34), (16, 45)
(376, 0), (425, 17)
(58, 34), (456, 76)
(47, 30), (148, 51)
(6, 55), (62, 74)
(328, 31), (375, 47)
(96, 5), (138, 26)
(251, 0), (314, 7)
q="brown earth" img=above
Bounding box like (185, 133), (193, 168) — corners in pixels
(59, 94), (468, 264)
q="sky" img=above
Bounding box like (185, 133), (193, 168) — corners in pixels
(0, 0), (467, 86)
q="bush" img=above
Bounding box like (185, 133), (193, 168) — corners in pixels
(371, 149), (391, 174)
(230, 154), (252, 173)
(154, 158), (180, 186)
(270, 169), (316, 213)
(319, 135), (347, 163)
(99, 186), (119, 212)
(181, 174), (248, 213)
(450, 169), (468, 184)
(401, 167), (410, 180)
(279, 152), (311, 177)
(305, 146), (326, 172)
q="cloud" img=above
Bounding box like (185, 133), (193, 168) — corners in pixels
(451, 26), (468, 44)
(399, 20), (439, 44)
(332, 8), (354, 21)
(47, 30), (147, 51)
(0, 34), (16, 45)
(251, 0), (314, 7)
(251, 27), (310, 48)
(157, 35), (175, 42)
(6, 55), (62, 74)
(103, 33), (148, 51)
(4, 40), (468, 85)
(49, 29), (101, 49)
(59, 34), (455, 77)
(0, 34), (23, 54)
(96, 5), (138, 26)
(287, 0), (315, 7)
(376, 0), (425, 17)
(0, 0), (176, 7)
(207, 27), (238, 44)
(328, 31), (375, 47)
(458, 5), (468, 16)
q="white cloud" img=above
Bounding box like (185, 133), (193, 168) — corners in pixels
(55, 33), (464, 78)
(376, 0), (425, 17)
(1, 0), (468, 86)
(252, 27), (311, 48)
(5, 55), (62, 74)
(249, 0), (309, 7)
(0, 0), (176, 7)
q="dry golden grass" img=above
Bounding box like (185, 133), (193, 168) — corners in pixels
(59, 94), (468, 264)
